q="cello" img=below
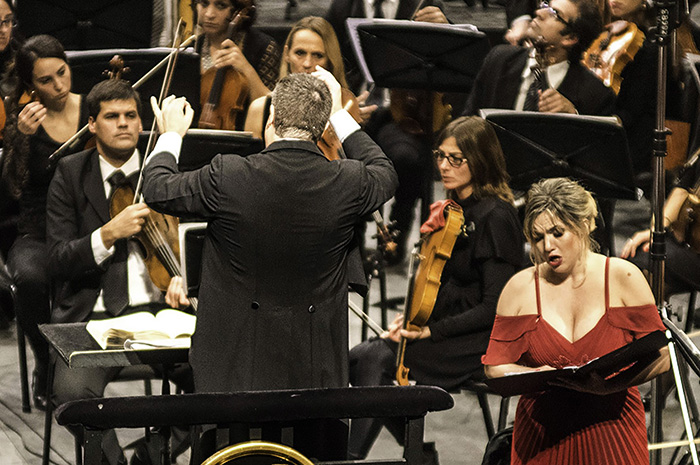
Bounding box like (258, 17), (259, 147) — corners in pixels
(396, 203), (464, 385)
(198, 4), (252, 130)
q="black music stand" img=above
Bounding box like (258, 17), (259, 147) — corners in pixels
(67, 48), (201, 130)
(346, 18), (491, 92)
(481, 109), (638, 200)
(16, 0), (153, 50)
(137, 129), (264, 172)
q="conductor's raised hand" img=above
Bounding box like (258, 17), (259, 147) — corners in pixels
(311, 65), (342, 116)
(150, 95), (194, 137)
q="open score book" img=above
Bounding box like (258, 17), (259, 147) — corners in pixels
(86, 309), (196, 350)
(485, 330), (668, 397)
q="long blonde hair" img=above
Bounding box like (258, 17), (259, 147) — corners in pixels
(279, 16), (348, 88)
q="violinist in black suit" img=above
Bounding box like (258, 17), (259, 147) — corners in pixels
(46, 79), (191, 465)
(463, 0), (615, 117)
(143, 69), (397, 394)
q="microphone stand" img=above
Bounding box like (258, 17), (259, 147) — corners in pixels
(648, 0), (700, 463)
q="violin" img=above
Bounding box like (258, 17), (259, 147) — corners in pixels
(671, 180), (700, 254)
(395, 203), (464, 385)
(317, 88), (362, 160)
(581, 20), (645, 95)
(198, 5), (253, 130)
(107, 30), (199, 311)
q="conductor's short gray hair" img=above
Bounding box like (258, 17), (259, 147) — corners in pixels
(271, 73), (332, 141)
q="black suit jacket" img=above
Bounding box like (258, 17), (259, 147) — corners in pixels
(46, 149), (135, 324)
(142, 131), (397, 393)
(463, 44), (616, 116)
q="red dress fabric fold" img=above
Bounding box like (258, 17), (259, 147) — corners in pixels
(482, 258), (664, 464)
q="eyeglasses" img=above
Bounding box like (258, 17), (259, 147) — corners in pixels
(538, 2), (572, 28)
(0, 16), (15, 29)
(433, 149), (467, 168)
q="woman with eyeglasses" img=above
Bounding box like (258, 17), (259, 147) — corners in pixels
(1, 34), (88, 411)
(347, 116), (523, 460)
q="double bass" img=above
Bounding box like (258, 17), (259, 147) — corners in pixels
(396, 203), (464, 385)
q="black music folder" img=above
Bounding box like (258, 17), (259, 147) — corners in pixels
(485, 330), (668, 397)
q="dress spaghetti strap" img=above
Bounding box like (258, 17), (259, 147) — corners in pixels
(605, 256), (610, 310)
(534, 265), (542, 316)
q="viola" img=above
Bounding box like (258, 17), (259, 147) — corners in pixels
(395, 203), (464, 385)
(581, 20), (645, 95)
(109, 183), (199, 312)
(198, 5), (253, 130)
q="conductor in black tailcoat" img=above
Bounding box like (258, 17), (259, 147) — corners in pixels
(142, 69), (398, 393)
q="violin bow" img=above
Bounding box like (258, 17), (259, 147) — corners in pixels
(133, 18), (188, 202)
(48, 27), (197, 166)
(348, 301), (385, 338)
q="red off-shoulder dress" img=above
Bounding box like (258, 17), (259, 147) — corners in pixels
(482, 258), (664, 464)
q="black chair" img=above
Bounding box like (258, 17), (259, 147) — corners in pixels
(55, 386), (454, 465)
(460, 380), (510, 440)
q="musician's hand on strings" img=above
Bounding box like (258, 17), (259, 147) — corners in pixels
(100, 203), (151, 249)
(214, 39), (255, 77)
(413, 6), (448, 23)
(165, 276), (191, 309)
(538, 89), (577, 114)
(356, 91), (378, 125)
(151, 95), (194, 137)
(381, 313), (431, 342)
(18, 101), (46, 135)
(620, 229), (651, 258)
(312, 66), (343, 115)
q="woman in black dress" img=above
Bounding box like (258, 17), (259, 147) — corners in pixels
(1, 35), (88, 409)
(348, 116), (524, 459)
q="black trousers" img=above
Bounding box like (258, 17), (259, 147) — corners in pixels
(348, 337), (405, 459)
(7, 235), (50, 375)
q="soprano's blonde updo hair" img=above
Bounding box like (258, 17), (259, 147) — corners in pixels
(523, 177), (599, 264)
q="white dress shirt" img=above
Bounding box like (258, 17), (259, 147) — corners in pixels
(90, 149), (164, 312)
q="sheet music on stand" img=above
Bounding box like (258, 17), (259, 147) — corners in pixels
(345, 18), (488, 93)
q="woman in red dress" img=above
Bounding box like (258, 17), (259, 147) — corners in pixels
(483, 177), (669, 464)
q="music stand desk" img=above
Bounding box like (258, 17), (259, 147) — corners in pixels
(39, 323), (189, 465)
(39, 322), (189, 369)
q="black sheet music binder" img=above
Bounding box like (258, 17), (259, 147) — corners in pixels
(346, 18), (490, 93)
(485, 330), (668, 397)
(481, 109), (639, 200)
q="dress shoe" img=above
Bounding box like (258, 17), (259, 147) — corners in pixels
(129, 441), (153, 465)
(422, 441), (439, 465)
(31, 368), (48, 411)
